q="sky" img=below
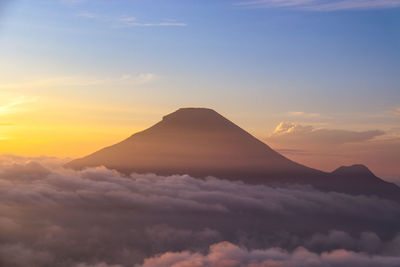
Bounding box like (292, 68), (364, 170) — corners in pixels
(0, 0), (399, 178)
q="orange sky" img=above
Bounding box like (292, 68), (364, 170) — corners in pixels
(0, 92), (399, 182)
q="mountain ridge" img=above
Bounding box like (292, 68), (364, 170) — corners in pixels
(65, 108), (400, 201)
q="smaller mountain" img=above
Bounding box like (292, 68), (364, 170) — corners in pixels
(333, 164), (374, 176)
(329, 164), (400, 200)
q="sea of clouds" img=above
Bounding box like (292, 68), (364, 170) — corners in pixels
(0, 155), (399, 267)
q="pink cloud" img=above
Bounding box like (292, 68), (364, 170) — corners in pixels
(142, 241), (400, 267)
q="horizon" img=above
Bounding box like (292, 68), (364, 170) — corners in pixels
(1, 104), (398, 182)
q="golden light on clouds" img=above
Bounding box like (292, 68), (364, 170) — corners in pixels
(0, 97), (33, 114)
(266, 121), (399, 178)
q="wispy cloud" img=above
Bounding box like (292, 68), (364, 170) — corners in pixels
(237, 0), (400, 11)
(0, 97), (35, 115)
(0, 73), (159, 91)
(0, 100), (24, 114)
(116, 16), (187, 27)
(76, 12), (98, 19)
(120, 73), (159, 84)
(0, 97), (33, 140)
(288, 111), (321, 118)
(77, 12), (187, 28)
(60, 0), (85, 4)
(394, 108), (400, 115)
(269, 122), (385, 145)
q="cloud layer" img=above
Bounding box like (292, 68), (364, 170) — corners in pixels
(0, 156), (399, 266)
(143, 241), (400, 267)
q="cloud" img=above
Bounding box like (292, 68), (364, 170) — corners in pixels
(60, 0), (85, 5)
(0, 98), (35, 140)
(120, 73), (159, 84)
(77, 13), (187, 28)
(0, 73), (158, 91)
(0, 97), (35, 115)
(77, 12), (98, 19)
(0, 156), (399, 266)
(394, 108), (400, 115)
(268, 122), (384, 145)
(0, 154), (70, 168)
(142, 241), (400, 267)
(238, 0), (400, 11)
(288, 111), (320, 118)
(265, 122), (400, 178)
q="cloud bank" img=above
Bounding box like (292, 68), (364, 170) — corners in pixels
(143, 241), (400, 267)
(0, 156), (399, 266)
(238, 0), (400, 11)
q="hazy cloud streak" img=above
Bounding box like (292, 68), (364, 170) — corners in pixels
(77, 13), (187, 28)
(0, 73), (159, 91)
(237, 0), (400, 11)
(268, 122), (384, 145)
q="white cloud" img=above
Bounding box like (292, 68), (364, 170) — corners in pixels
(238, 0), (400, 11)
(60, 0), (86, 5)
(117, 16), (136, 23)
(76, 12), (187, 28)
(76, 12), (98, 19)
(119, 73), (159, 84)
(272, 122), (314, 135)
(269, 122), (384, 145)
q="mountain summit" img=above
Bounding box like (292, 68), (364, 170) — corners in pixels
(66, 108), (320, 181)
(65, 108), (400, 201)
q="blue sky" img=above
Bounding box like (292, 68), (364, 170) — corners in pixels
(1, 0), (399, 121)
(0, 0), (399, 176)
(2, 1), (399, 105)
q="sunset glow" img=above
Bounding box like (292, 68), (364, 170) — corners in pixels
(1, 1), (400, 266)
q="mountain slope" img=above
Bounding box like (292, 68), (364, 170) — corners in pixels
(65, 108), (400, 201)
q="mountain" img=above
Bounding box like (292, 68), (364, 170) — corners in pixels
(65, 108), (400, 201)
(329, 165), (400, 200)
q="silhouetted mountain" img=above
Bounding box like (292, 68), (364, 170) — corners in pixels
(329, 164), (400, 200)
(65, 108), (400, 201)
